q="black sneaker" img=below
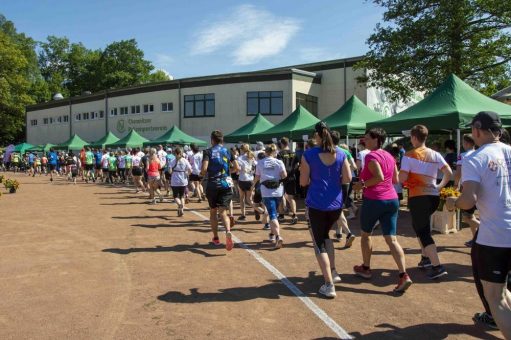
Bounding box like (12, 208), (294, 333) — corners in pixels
(238, 215), (246, 221)
(335, 233), (342, 242)
(290, 215), (298, 225)
(278, 214), (285, 221)
(254, 211), (260, 221)
(418, 256), (432, 269)
(263, 223), (270, 230)
(473, 312), (498, 330)
(465, 239), (474, 247)
(427, 265), (448, 280)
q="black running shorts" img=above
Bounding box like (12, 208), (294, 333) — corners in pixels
(283, 179), (297, 196)
(472, 242), (511, 284)
(172, 186), (186, 198)
(206, 187), (232, 209)
(238, 180), (253, 192)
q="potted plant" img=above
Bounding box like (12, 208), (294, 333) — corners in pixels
(4, 179), (20, 193)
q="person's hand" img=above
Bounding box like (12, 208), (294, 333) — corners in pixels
(352, 181), (364, 191)
(445, 196), (457, 211)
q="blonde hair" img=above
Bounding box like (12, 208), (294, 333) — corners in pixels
(264, 143), (277, 156)
(241, 143), (254, 159)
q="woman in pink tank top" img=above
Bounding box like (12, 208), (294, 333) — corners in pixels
(147, 148), (163, 204)
(352, 127), (412, 293)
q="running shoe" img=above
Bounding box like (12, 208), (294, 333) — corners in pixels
(331, 269), (342, 283)
(290, 215), (298, 225)
(278, 214), (285, 221)
(225, 231), (234, 251)
(335, 233), (342, 242)
(353, 264), (372, 279)
(418, 256), (432, 269)
(263, 223), (271, 230)
(268, 233), (276, 242)
(254, 211), (261, 221)
(393, 273), (413, 293)
(345, 234), (356, 248)
(465, 239), (474, 247)
(238, 215), (246, 221)
(473, 312), (498, 330)
(318, 283), (336, 298)
(274, 236), (283, 249)
(211, 237), (221, 246)
(427, 265), (448, 280)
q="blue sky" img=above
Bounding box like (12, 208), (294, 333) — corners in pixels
(2, 0), (385, 78)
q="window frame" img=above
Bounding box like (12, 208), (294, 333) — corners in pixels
(161, 102), (174, 112)
(131, 105), (140, 114)
(110, 108), (118, 116)
(143, 104), (154, 113)
(184, 93), (215, 118)
(295, 92), (319, 116)
(246, 91), (284, 116)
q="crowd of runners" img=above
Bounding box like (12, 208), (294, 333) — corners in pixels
(2, 111), (510, 338)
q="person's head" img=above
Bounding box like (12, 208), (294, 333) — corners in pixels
(240, 143), (254, 159)
(174, 146), (183, 158)
(444, 139), (456, 153)
(501, 129), (510, 145)
(150, 148), (157, 157)
(110, 152), (114, 157)
(255, 141), (264, 151)
(144, 147), (150, 154)
(313, 121), (335, 154)
(339, 143), (349, 150)
(398, 143), (404, 150)
(158, 144), (163, 151)
(190, 143), (199, 153)
(280, 137), (289, 149)
(469, 111), (503, 146)
(306, 139), (316, 149)
(410, 124), (428, 147)
(264, 143), (277, 157)
(331, 131), (341, 146)
(230, 147), (239, 157)
(211, 130), (224, 145)
(462, 134), (475, 151)
(363, 127), (387, 151)
(357, 139), (366, 151)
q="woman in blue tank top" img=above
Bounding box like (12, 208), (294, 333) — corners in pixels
(300, 122), (352, 298)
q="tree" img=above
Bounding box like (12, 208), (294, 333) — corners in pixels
(97, 39), (154, 90)
(356, 0), (511, 101)
(145, 69), (172, 83)
(38, 35), (70, 97)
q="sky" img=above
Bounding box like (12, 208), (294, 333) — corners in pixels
(2, 0), (385, 79)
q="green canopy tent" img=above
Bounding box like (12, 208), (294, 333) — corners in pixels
(106, 129), (148, 149)
(366, 74), (511, 134)
(14, 142), (34, 154)
(27, 143), (55, 153)
(251, 105), (320, 141)
(296, 95), (384, 140)
(87, 132), (120, 149)
(224, 113), (275, 143)
(55, 134), (89, 151)
(143, 125), (207, 147)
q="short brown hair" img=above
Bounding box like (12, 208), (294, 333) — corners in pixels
(280, 137), (289, 147)
(411, 125), (428, 143)
(211, 130), (224, 144)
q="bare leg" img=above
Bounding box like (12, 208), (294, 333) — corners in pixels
(219, 207), (231, 232)
(360, 232), (372, 267)
(210, 208), (219, 238)
(482, 280), (511, 338)
(384, 235), (407, 273)
(316, 253), (333, 284)
(325, 239), (336, 269)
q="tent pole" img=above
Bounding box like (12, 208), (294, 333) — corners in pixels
(346, 134), (349, 146)
(456, 128), (461, 231)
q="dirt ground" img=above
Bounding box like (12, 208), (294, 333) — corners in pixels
(0, 172), (504, 339)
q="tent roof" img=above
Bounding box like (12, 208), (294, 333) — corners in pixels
(252, 105), (320, 141)
(106, 129), (148, 148)
(14, 142), (34, 153)
(28, 143), (55, 152)
(224, 113), (275, 143)
(367, 74), (511, 133)
(87, 131), (120, 149)
(143, 126), (207, 147)
(55, 134), (88, 150)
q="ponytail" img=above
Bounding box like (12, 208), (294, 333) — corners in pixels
(264, 143), (277, 156)
(315, 122), (335, 154)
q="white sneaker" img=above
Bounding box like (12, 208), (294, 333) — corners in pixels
(331, 270), (342, 283)
(319, 283), (336, 298)
(274, 237), (283, 249)
(268, 233), (276, 242)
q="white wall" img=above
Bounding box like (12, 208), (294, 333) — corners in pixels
(26, 105), (70, 145)
(71, 100), (106, 142)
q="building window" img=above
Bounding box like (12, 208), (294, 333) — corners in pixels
(143, 104), (154, 113)
(131, 105), (140, 114)
(120, 107), (128, 115)
(30, 119), (38, 126)
(49, 117), (54, 124)
(43, 118), (49, 125)
(63, 115), (69, 123)
(184, 94), (215, 118)
(57, 116), (62, 123)
(75, 113), (81, 121)
(296, 92), (318, 116)
(99, 110), (104, 118)
(83, 112), (90, 120)
(110, 108), (118, 116)
(247, 91), (283, 116)
(162, 102), (173, 112)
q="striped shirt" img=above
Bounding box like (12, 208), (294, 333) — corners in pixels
(400, 146), (448, 197)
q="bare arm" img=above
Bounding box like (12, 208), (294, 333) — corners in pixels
(392, 165), (399, 184)
(299, 156), (309, 187)
(353, 159), (383, 190)
(280, 169), (288, 180)
(437, 165), (453, 190)
(454, 166), (462, 187)
(398, 170), (408, 185)
(446, 181), (478, 211)
(342, 158), (352, 184)
(348, 157), (357, 171)
(200, 160), (208, 177)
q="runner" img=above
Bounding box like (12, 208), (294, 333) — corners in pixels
(253, 144), (286, 249)
(34, 154), (41, 176)
(188, 144), (204, 202)
(164, 148), (175, 197)
(69, 152), (79, 185)
(118, 151), (126, 184)
(454, 134), (479, 247)
(94, 148), (103, 181)
(277, 137), (298, 224)
(48, 148), (58, 182)
(125, 150), (133, 184)
(11, 152), (20, 173)
(237, 144), (256, 221)
(200, 130), (238, 251)
(101, 150), (109, 182)
(253, 150), (270, 229)
(79, 148), (86, 181)
(168, 147), (192, 216)
(41, 153), (48, 175)
(147, 148), (163, 204)
(352, 128), (412, 293)
(141, 147), (150, 192)
(446, 111), (511, 338)
(300, 121), (352, 298)
(84, 147), (95, 183)
(107, 152), (117, 184)
(27, 152), (35, 176)
(399, 124), (452, 279)
(131, 150), (145, 192)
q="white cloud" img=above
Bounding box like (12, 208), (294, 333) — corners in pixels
(298, 47), (345, 63)
(191, 4), (300, 65)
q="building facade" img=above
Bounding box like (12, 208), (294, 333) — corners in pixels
(26, 56), (383, 145)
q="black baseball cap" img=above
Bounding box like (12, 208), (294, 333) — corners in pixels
(467, 111), (502, 130)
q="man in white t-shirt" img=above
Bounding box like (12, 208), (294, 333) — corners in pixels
(447, 111), (511, 338)
(356, 139), (370, 171)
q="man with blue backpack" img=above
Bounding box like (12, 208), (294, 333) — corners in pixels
(201, 130), (238, 251)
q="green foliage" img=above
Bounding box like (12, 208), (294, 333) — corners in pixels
(145, 69), (172, 83)
(356, 0), (511, 101)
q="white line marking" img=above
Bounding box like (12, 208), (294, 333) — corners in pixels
(189, 209), (352, 339)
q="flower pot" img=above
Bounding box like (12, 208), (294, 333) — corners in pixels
(437, 199), (445, 212)
(9, 188), (16, 193)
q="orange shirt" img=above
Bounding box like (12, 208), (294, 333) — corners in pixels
(400, 146), (448, 197)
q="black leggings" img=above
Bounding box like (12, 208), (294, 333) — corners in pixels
(308, 207), (342, 254)
(408, 195), (439, 248)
